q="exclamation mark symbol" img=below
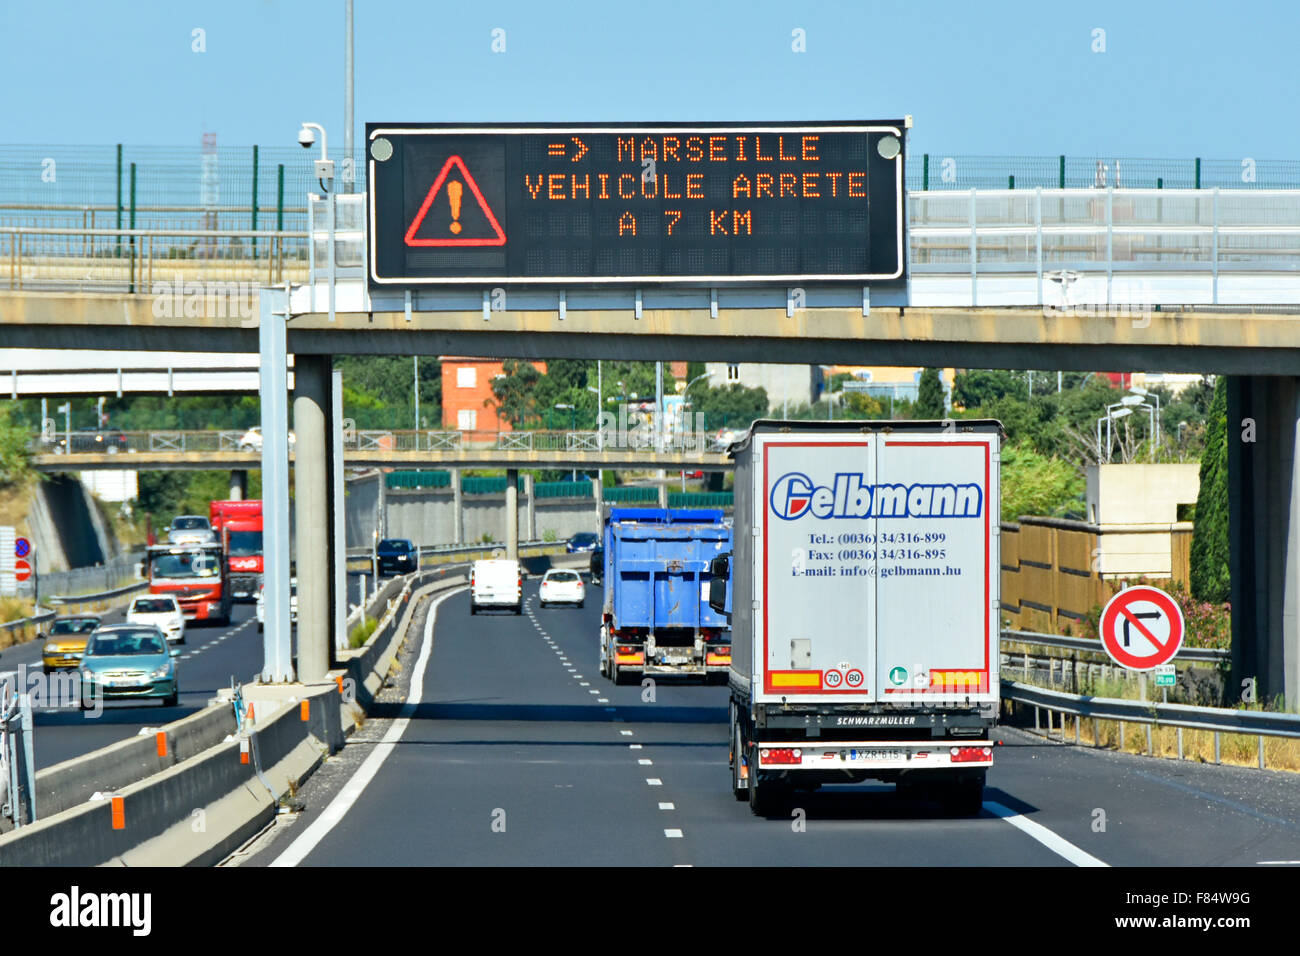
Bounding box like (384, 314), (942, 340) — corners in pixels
(448, 180), (463, 234)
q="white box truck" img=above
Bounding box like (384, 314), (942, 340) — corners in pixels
(711, 420), (1002, 816)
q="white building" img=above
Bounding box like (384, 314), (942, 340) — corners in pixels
(704, 363), (821, 410)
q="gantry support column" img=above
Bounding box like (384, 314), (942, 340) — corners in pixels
(258, 287), (293, 682)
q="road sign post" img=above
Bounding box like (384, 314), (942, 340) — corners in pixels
(1099, 585), (1185, 672)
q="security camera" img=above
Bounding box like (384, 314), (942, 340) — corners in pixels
(298, 126), (316, 149)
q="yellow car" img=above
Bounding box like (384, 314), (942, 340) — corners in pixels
(41, 615), (103, 674)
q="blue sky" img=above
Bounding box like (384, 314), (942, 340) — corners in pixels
(2, 0), (1294, 157)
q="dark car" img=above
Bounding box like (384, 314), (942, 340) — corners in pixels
(589, 546), (604, 585)
(376, 538), (418, 575)
(52, 427), (128, 454)
(566, 532), (599, 553)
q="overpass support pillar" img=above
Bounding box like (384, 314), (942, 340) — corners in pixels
(293, 354), (332, 683)
(228, 469), (247, 501)
(593, 476), (603, 530)
(1228, 376), (1300, 710)
(506, 468), (519, 560)
(524, 474), (536, 541)
(452, 468), (463, 545)
(658, 478), (668, 509)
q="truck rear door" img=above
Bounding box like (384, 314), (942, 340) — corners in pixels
(873, 433), (998, 706)
(757, 434), (878, 702)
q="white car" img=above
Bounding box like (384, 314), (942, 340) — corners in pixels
(239, 427), (296, 453)
(539, 569), (585, 608)
(470, 559), (522, 615)
(126, 595), (186, 644)
(255, 577), (298, 632)
(167, 515), (217, 545)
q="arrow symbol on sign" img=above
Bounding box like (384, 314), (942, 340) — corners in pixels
(570, 137), (588, 162)
(1120, 606), (1169, 654)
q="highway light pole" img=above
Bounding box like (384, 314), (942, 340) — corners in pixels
(343, 0), (354, 193)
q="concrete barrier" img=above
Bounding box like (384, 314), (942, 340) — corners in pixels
(34, 704), (237, 818)
(0, 684), (339, 866)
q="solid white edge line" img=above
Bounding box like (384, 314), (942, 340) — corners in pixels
(269, 585), (467, 868)
(985, 801), (1109, 867)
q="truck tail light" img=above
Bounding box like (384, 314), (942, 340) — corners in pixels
(950, 746), (993, 763)
(760, 748), (801, 765)
(617, 645), (637, 654)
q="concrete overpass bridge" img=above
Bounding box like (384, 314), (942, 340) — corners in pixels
(29, 429), (731, 472)
(4, 186), (1300, 706)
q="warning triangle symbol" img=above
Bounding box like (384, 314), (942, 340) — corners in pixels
(404, 155), (507, 247)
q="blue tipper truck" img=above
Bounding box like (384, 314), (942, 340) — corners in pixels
(598, 508), (733, 685)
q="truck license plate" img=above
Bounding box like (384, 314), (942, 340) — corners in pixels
(855, 749), (906, 762)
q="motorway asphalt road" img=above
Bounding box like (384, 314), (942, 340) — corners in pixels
(235, 578), (1300, 867)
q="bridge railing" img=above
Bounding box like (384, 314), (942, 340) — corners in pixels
(0, 225), (309, 293)
(27, 428), (729, 457)
(909, 188), (1300, 306)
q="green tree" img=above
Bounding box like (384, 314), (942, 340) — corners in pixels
(999, 442), (1086, 521)
(489, 360), (545, 428)
(1190, 376), (1230, 601)
(0, 404), (32, 485)
(691, 383), (768, 430)
(915, 367), (945, 418)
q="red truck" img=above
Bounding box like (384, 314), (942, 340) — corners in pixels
(144, 542), (232, 625)
(210, 499), (263, 602)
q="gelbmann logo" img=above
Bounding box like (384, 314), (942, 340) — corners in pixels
(770, 472), (983, 520)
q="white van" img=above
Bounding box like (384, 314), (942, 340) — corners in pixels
(126, 595), (186, 644)
(470, 559), (523, 615)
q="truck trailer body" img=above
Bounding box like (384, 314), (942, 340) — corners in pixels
(720, 420), (1002, 815)
(599, 508), (733, 684)
(209, 499), (263, 601)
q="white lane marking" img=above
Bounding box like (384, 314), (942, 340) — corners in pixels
(597, 698), (609, 703)
(620, 730), (633, 736)
(269, 585), (468, 868)
(638, 758), (652, 765)
(629, 744), (642, 750)
(659, 802), (675, 810)
(985, 802), (1109, 868)
(589, 690), (600, 695)
(664, 829), (683, 838)
(1259, 860), (1300, 865)
(646, 778), (662, 786)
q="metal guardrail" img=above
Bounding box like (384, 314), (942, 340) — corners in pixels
(1001, 629), (1229, 665)
(45, 579), (148, 607)
(1002, 679), (1300, 771)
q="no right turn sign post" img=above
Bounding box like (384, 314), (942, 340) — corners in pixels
(1099, 585), (1185, 671)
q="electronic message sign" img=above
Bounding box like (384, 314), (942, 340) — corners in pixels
(366, 122), (905, 286)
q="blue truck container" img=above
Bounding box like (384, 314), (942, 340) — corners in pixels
(598, 508), (733, 685)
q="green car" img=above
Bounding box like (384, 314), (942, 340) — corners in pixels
(79, 624), (181, 709)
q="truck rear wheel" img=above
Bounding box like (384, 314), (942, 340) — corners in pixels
(747, 742), (787, 817)
(731, 722), (748, 801)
